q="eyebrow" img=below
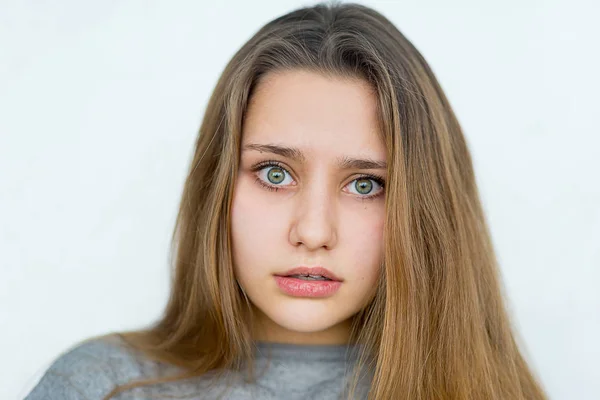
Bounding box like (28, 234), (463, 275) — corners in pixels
(242, 143), (387, 170)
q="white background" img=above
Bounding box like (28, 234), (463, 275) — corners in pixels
(1, 1), (598, 399)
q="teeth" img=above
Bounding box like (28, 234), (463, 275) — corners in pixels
(288, 274), (331, 281)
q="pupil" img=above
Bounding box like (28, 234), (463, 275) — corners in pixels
(356, 179), (372, 194)
(267, 167), (284, 184)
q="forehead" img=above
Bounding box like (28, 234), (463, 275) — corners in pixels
(242, 70), (385, 160)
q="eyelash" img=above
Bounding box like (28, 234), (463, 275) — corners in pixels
(251, 160), (386, 201)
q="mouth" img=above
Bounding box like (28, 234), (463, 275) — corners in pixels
(274, 266), (343, 282)
(285, 274), (333, 281)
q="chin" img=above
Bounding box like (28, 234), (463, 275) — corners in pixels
(264, 299), (351, 333)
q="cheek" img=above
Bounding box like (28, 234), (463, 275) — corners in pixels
(230, 178), (282, 271)
(232, 179), (278, 231)
(342, 207), (385, 275)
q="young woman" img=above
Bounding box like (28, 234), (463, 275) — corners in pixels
(25, 2), (548, 399)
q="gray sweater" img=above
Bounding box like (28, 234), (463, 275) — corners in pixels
(24, 335), (372, 399)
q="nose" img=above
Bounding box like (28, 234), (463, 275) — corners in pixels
(289, 182), (338, 251)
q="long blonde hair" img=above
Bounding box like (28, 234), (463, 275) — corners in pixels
(98, 2), (548, 398)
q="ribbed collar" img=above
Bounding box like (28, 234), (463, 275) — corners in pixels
(253, 341), (364, 362)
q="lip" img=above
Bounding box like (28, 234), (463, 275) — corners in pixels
(274, 276), (342, 298)
(274, 266), (343, 282)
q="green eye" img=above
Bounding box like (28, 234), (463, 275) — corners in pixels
(267, 167), (285, 184)
(354, 178), (373, 195)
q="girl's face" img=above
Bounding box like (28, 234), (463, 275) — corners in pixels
(231, 69), (386, 345)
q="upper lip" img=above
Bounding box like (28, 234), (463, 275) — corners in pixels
(275, 266), (343, 282)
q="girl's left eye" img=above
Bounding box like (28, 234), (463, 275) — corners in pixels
(251, 161), (386, 200)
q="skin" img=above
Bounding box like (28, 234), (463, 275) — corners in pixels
(230, 69), (386, 345)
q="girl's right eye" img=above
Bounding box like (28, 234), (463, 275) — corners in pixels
(252, 162), (295, 192)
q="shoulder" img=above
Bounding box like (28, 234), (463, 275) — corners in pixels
(24, 334), (164, 400)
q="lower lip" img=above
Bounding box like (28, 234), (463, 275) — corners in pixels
(274, 276), (342, 298)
